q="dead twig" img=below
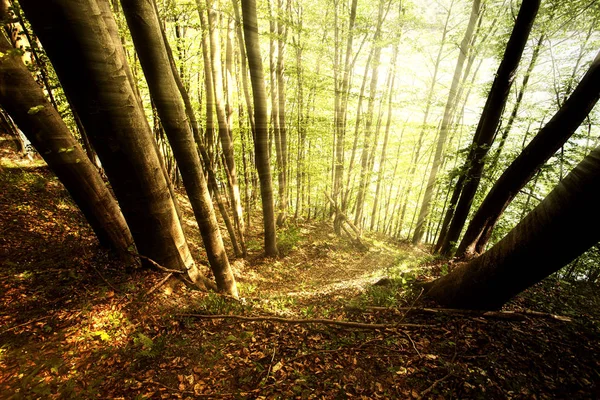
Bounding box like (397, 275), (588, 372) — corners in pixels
(90, 264), (121, 293)
(358, 306), (572, 322)
(145, 272), (174, 297)
(403, 330), (421, 358)
(177, 313), (433, 329)
(1, 316), (50, 335)
(417, 372), (452, 399)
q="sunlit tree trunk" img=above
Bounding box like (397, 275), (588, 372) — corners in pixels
(332, 0), (358, 233)
(457, 50), (600, 258)
(0, 32), (135, 260)
(241, 0), (279, 256)
(412, 0), (481, 245)
(205, 0), (247, 256)
(436, 0), (540, 256)
(19, 0), (200, 280)
(353, 0), (389, 229)
(121, 0), (238, 296)
(426, 144), (600, 310)
(371, 44), (398, 232)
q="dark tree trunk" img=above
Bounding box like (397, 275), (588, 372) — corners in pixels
(19, 0), (200, 280)
(412, 0), (480, 244)
(436, 0), (540, 256)
(457, 50), (600, 258)
(0, 33), (135, 259)
(241, 0), (279, 256)
(120, 0), (238, 296)
(426, 144), (600, 310)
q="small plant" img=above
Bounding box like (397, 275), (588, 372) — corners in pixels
(277, 224), (301, 255)
(133, 332), (165, 358)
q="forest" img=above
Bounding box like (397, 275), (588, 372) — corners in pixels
(1, 0), (599, 397)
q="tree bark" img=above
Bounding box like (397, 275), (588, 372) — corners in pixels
(19, 0), (200, 280)
(426, 144), (600, 310)
(120, 0), (238, 296)
(457, 49), (600, 258)
(0, 32), (135, 260)
(241, 0), (279, 256)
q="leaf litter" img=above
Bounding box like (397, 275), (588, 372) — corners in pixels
(1, 138), (600, 399)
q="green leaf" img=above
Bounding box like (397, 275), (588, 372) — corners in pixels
(28, 105), (45, 115)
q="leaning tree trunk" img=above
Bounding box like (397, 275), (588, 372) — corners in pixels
(241, 0), (279, 256)
(120, 0), (238, 296)
(19, 0), (202, 281)
(206, 0), (247, 256)
(436, 0), (540, 256)
(426, 144), (600, 310)
(0, 32), (135, 259)
(411, 0), (480, 245)
(456, 49), (600, 258)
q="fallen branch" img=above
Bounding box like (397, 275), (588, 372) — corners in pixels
(177, 313), (432, 329)
(352, 306), (572, 322)
(1, 316), (50, 335)
(126, 251), (217, 292)
(417, 372), (452, 399)
(145, 272), (174, 297)
(90, 264), (121, 294)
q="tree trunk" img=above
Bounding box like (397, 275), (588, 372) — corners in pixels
(205, 0), (247, 256)
(120, 0), (238, 296)
(241, 0), (279, 256)
(436, 0), (540, 256)
(370, 43), (399, 232)
(332, 0), (358, 233)
(412, 0), (481, 245)
(353, 0), (387, 229)
(19, 0), (201, 281)
(0, 32), (135, 259)
(426, 144), (600, 310)
(457, 49), (600, 258)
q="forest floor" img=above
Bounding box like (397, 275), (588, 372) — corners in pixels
(1, 137), (600, 399)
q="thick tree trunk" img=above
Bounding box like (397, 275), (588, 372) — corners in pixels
(19, 0), (200, 280)
(120, 0), (238, 296)
(436, 0), (540, 256)
(426, 145), (600, 310)
(457, 49), (600, 258)
(0, 33), (135, 259)
(241, 0), (279, 256)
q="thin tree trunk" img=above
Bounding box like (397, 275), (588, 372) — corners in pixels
(241, 0), (278, 256)
(353, 0), (388, 228)
(437, 0), (540, 256)
(332, 0), (358, 232)
(412, 0), (481, 245)
(121, 0), (238, 295)
(370, 44), (398, 231)
(205, 0), (247, 256)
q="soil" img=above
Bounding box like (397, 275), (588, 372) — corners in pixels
(1, 137), (599, 399)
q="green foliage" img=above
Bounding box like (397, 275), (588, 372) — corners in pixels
(276, 224), (301, 255)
